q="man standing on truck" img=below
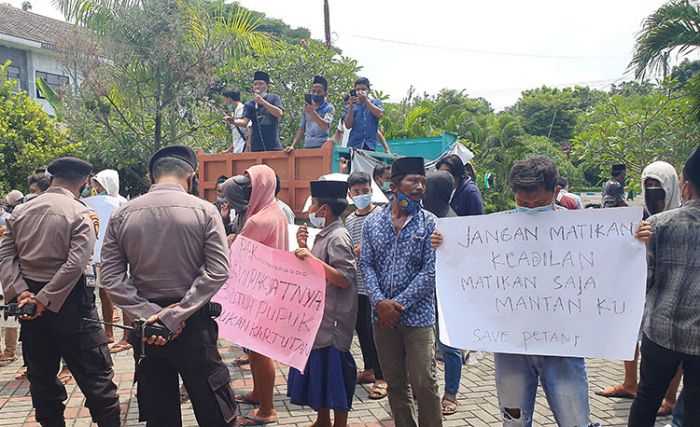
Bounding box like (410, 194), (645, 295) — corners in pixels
(344, 77), (391, 153)
(285, 75), (335, 153)
(232, 71), (284, 152)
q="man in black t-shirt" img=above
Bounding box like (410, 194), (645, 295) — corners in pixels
(233, 70), (284, 152)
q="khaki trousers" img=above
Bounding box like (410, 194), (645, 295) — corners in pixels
(373, 324), (442, 427)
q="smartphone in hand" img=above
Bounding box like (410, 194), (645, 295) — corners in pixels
(304, 93), (313, 105)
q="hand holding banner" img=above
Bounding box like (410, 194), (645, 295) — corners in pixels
(214, 235), (326, 371)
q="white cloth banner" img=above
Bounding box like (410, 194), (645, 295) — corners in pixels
(436, 207), (646, 360)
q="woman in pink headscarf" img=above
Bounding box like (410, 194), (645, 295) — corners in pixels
(222, 164), (288, 425)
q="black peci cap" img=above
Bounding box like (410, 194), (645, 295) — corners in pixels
(148, 145), (197, 175)
(391, 157), (426, 179)
(47, 157), (93, 178)
(611, 164), (626, 176)
(310, 180), (348, 199)
(253, 70), (270, 84)
(312, 75), (328, 90)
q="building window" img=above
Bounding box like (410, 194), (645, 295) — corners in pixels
(35, 71), (69, 98)
(7, 65), (21, 92)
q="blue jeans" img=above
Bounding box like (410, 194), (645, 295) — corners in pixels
(494, 353), (591, 427)
(437, 341), (462, 395)
(672, 389), (684, 427)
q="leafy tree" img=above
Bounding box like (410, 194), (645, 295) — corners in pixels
(522, 135), (584, 189)
(218, 40), (361, 146)
(55, 0), (272, 195)
(0, 62), (75, 192)
(670, 58), (700, 85)
(630, 0), (700, 79)
(572, 90), (700, 191)
(507, 86), (608, 143)
(609, 81), (657, 97)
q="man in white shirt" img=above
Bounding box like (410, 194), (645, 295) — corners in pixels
(223, 89), (249, 154)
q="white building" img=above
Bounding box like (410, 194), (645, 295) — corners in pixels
(0, 3), (77, 116)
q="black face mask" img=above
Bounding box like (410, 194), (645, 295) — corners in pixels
(4, 204), (14, 214)
(645, 188), (666, 215)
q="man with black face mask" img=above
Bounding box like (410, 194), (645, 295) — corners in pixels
(286, 75), (335, 152)
(100, 145), (238, 427)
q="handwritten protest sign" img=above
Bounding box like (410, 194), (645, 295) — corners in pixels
(213, 235), (326, 371)
(436, 207), (646, 360)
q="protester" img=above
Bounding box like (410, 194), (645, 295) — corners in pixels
(0, 190), (23, 226)
(598, 161), (682, 414)
(82, 170), (124, 346)
(27, 173), (50, 196)
(231, 71), (284, 152)
(603, 164), (628, 208)
(557, 177), (583, 210)
(344, 77), (390, 153)
(100, 146), (237, 426)
(275, 175), (295, 224)
(628, 148), (700, 426)
(286, 75), (335, 152)
(361, 156), (442, 427)
(223, 164), (288, 426)
(289, 180), (357, 427)
(373, 164), (393, 201)
(223, 88), (249, 154)
(421, 170), (464, 416)
(0, 157), (121, 427)
(344, 172), (387, 400)
(436, 154), (483, 216)
(432, 155), (650, 427)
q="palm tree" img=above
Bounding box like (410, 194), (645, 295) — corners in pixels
(630, 0), (700, 79)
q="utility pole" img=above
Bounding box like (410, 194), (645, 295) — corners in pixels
(324, 0), (331, 47)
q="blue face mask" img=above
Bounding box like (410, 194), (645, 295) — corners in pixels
(514, 203), (555, 214)
(353, 194), (372, 210)
(397, 192), (421, 214)
(312, 95), (325, 104)
(217, 197), (226, 203)
(381, 182), (391, 192)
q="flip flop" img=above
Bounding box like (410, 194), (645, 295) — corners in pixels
(368, 382), (388, 400)
(658, 401), (674, 416)
(442, 396), (459, 416)
(595, 384), (636, 399)
(59, 372), (72, 385)
(231, 356), (250, 367)
(237, 412), (277, 425)
(0, 356), (17, 367)
(15, 369), (27, 380)
(234, 392), (260, 406)
(109, 343), (132, 354)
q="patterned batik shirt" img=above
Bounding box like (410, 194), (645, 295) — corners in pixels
(360, 204), (437, 327)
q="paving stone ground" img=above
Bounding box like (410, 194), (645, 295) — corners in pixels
(0, 330), (674, 427)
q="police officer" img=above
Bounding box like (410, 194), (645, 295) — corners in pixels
(99, 145), (238, 427)
(0, 157), (120, 427)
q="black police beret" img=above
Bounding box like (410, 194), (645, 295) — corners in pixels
(391, 157), (426, 179)
(148, 145), (198, 174)
(311, 180), (348, 199)
(47, 157), (93, 178)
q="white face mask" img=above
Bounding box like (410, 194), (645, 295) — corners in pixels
(308, 211), (326, 228)
(514, 203), (555, 214)
(353, 194), (372, 210)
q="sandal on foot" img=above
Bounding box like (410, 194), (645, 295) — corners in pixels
(368, 382), (388, 400)
(58, 373), (72, 385)
(658, 401), (674, 416)
(237, 412), (277, 425)
(109, 342), (132, 354)
(231, 356), (250, 367)
(442, 396), (459, 416)
(595, 384), (636, 399)
(357, 370), (376, 385)
(234, 392), (260, 405)
(0, 356), (17, 367)
(15, 369), (27, 380)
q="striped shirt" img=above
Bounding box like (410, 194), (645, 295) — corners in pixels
(344, 206), (376, 295)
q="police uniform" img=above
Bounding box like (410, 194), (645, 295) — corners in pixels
(99, 146), (238, 427)
(0, 157), (120, 427)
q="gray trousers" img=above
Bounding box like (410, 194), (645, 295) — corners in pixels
(373, 324), (442, 427)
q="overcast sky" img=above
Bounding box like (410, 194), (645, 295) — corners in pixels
(10, 0), (698, 110)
